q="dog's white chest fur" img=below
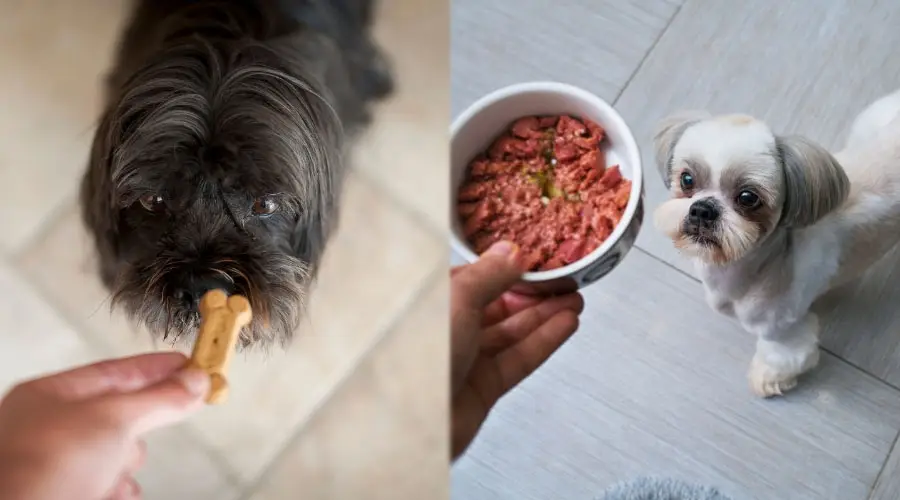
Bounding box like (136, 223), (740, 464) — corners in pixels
(695, 227), (840, 340)
(696, 262), (740, 317)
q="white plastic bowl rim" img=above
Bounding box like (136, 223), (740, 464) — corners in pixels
(450, 81), (644, 282)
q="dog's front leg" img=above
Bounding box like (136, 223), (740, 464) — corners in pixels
(704, 286), (735, 318)
(746, 313), (821, 398)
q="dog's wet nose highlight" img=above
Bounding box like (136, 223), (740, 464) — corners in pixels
(688, 198), (720, 226)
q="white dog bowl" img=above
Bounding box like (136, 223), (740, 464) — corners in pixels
(450, 81), (645, 294)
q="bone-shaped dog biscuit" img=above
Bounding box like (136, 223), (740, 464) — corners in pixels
(188, 289), (252, 404)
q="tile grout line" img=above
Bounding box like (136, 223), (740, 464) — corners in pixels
(11, 235), (124, 365)
(817, 349), (900, 396)
(234, 264), (446, 500)
(867, 429), (900, 500)
(14, 250), (136, 361)
(610, 1), (684, 106)
(351, 164), (449, 241)
(631, 245), (900, 396)
(631, 245), (695, 282)
(8, 193), (80, 263)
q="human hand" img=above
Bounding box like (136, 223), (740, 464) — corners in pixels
(451, 241), (584, 459)
(0, 352), (210, 500)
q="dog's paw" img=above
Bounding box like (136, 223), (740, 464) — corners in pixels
(748, 348), (820, 398)
(748, 357), (798, 397)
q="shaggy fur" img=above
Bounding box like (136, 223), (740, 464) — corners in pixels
(80, 0), (393, 347)
(653, 90), (900, 397)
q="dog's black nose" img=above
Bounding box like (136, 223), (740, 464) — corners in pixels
(688, 198), (720, 226)
(174, 275), (235, 310)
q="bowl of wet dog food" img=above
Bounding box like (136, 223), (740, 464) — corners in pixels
(451, 81), (644, 294)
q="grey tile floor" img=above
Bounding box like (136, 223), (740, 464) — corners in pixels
(451, 1), (900, 499)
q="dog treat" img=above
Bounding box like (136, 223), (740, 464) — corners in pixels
(188, 289), (252, 404)
(457, 115), (632, 271)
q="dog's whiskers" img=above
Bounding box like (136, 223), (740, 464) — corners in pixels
(88, 292), (116, 320)
(141, 259), (175, 314)
(162, 299), (172, 341)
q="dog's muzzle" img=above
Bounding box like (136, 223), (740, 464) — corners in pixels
(173, 273), (237, 311)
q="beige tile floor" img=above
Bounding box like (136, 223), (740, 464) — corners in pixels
(452, 1), (900, 499)
(0, 1), (448, 499)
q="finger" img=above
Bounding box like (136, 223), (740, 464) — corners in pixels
(482, 294), (584, 355)
(452, 241), (524, 310)
(494, 310), (580, 394)
(106, 476), (141, 500)
(126, 440), (147, 473)
(127, 478), (142, 500)
(482, 290), (583, 327)
(98, 367), (210, 436)
(481, 292), (543, 327)
(26, 352), (189, 401)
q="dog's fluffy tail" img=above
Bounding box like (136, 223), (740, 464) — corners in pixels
(845, 88), (900, 150)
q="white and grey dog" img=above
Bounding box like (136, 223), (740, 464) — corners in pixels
(653, 89), (900, 397)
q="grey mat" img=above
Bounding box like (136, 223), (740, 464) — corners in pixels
(599, 477), (732, 500)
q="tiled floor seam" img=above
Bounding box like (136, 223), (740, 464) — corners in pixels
(14, 254), (140, 359)
(631, 244), (900, 396)
(610, 1), (684, 105)
(234, 264), (445, 500)
(868, 429), (900, 500)
(352, 164), (448, 239)
(169, 427), (246, 495)
(8, 193), (79, 262)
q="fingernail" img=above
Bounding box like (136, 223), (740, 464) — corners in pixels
(485, 241), (518, 261)
(172, 368), (210, 397)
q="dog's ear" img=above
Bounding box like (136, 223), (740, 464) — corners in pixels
(653, 110), (711, 188)
(290, 171), (343, 274)
(776, 134), (850, 228)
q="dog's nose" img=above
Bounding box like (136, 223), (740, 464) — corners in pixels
(174, 275), (235, 310)
(688, 198), (720, 226)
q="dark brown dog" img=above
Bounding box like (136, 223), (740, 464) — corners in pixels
(80, 0), (392, 346)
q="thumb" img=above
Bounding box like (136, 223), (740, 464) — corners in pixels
(453, 241), (524, 310)
(98, 367), (210, 436)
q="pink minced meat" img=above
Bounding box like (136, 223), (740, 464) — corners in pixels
(457, 114), (631, 271)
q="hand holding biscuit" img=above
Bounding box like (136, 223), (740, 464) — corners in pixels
(0, 353), (209, 500)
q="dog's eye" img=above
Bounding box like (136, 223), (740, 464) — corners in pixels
(680, 172), (694, 190)
(139, 194), (165, 212)
(252, 196), (279, 216)
(737, 190), (760, 208)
